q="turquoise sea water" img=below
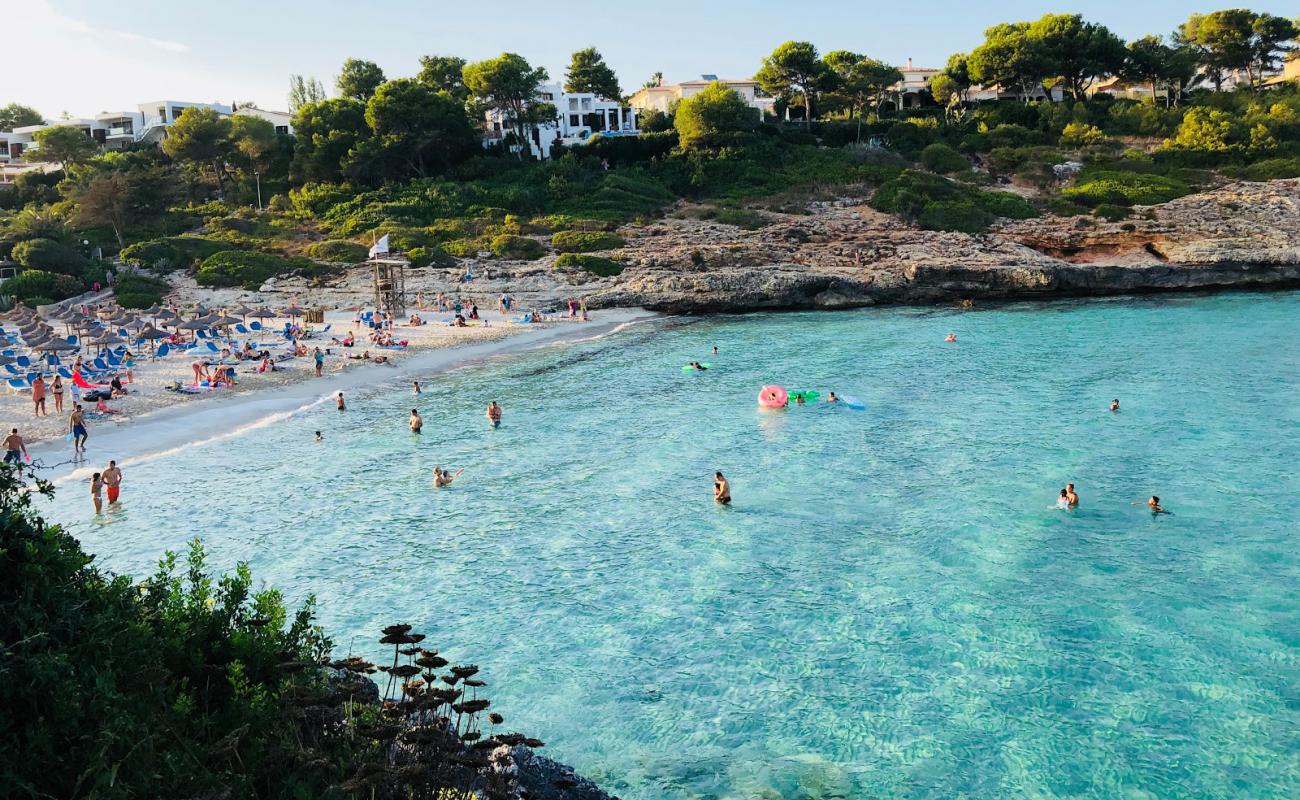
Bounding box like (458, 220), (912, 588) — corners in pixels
(44, 292), (1300, 799)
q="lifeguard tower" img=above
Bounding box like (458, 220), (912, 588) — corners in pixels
(367, 254), (409, 318)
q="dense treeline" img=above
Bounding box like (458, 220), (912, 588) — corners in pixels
(1, 7), (1298, 305)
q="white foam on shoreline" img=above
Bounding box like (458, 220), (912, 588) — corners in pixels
(36, 308), (661, 485)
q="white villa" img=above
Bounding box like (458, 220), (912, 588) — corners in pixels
(1, 100), (243, 162)
(482, 82), (638, 160)
(232, 105), (294, 135)
(628, 75), (775, 118)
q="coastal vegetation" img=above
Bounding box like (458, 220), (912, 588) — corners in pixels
(0, 464), (545, 799)
(1, 6), (1298, 300)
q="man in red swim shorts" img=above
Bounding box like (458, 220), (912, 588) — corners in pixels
(102, 460), (123, 504)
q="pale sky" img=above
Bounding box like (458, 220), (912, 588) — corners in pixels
(9, 0), (1300, 119)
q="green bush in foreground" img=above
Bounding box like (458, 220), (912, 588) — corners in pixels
(918, 201), (994, 234)
(196, 250), (320, 290)
(119, 236), (226, 273)
(406, 244), (458, 267)
(1238, 157), (1300, 181)
(551, 230), (626, 253)
(306, 239), (368, 262)
(1062, 170), (1190, 207)
(0, 465), (541, 800)
(554, 252), (626, 276)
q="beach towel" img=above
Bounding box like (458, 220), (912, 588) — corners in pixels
(72, 372), (109, 389)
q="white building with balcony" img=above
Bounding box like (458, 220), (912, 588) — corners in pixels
(3, 101), (234, 161)
(482, 82), (637, 160)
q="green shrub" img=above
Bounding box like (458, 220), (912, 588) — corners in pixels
(1093, 203), (1132, 221)
(442, 238), (484, 258)
(987, 124), (1049, 149)
(119, 236), (225, 273)
(196, 250), (319, 290)
(1060, 122), (1108, 147)
(1044, 197), (1090, 217)
(206, 215), (258, 234)
(4, 269), (84, 303)
(551, 230), (626, 253)
(920, 143), (968, 174)
(871, 170), (1037, 232)
(305, 239), (368, 262)
(582, 130), (678, 165)
(405, 245), (457, 267)
(11, 238), (87, 275)
(112, 272), (170, 308)
(489, 234), (545, 260)
(554, 252), (626, 276)
(1239, 157), (1300, 181)
(527, 214), (616, 233)
(918, 201), (994, 234)
(1063, 170), (1190, 207)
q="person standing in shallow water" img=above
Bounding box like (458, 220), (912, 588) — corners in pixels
(486, 401), (502, 428)
(714, 471), (731, 505)
(102, 460), (123, 505)
(91, 472), (103, 515)
(336, 392), (346, 411)
(409, 409), (423, 433)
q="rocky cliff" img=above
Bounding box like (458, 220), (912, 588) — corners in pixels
(592, 178), (1300, 313)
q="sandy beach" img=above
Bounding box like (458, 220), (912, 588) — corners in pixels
(8, 305), (657, 481)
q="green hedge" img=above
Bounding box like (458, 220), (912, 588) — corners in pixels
(554, 253), (626, 276)
(119, 236), (226, 273)
(1238, 157), (1300, 181)
(305, 239), (368, 262)
(196, 250), (320, 290)
(406, 245), (457, 267)
(1062, 170), (1190, 207)
(4, 269), (84, 303)
(551, 230), (626, 253)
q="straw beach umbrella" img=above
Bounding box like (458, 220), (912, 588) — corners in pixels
(136, 326), (170, 356)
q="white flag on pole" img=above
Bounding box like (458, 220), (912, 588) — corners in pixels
(369, 234), (390, 258)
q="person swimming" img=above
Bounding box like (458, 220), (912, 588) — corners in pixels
(433, 466), (464, 487)
(315, 431), (323, 441)
(795, 393), (805, 405)
(690, 361), (707, 371)
(486, 401), (502, 428)
(1135, 495), (1170, 514)
(714, 471), (731, 505)
(945, 333), (957, 343)
(711, 346), (718, 355)
(1110, 398), (1120, 412)
(827, 392), (839, 403)
(409, 409), (423, 433)
(1057, 489), (1070, 509)
(1065, 483), (1079, 508)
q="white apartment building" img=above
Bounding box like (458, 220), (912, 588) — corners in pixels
(483, 82), (637, 160)
(232, 105), (294, 135)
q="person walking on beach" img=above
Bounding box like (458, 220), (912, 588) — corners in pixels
(52, 375), (64, 413)
(486, 401), (502, 428)
(314, 347), (324, 377)
(103, 460), (123, 505)
(714, 471), (731, 505)
(70, 405), (88, 452)
(3, 429), (27, 464)
(32, 374), (47, 417)
(409, 409), (423, 433)
(336, 392), (346, 411)
(91, 472), (104, 515)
